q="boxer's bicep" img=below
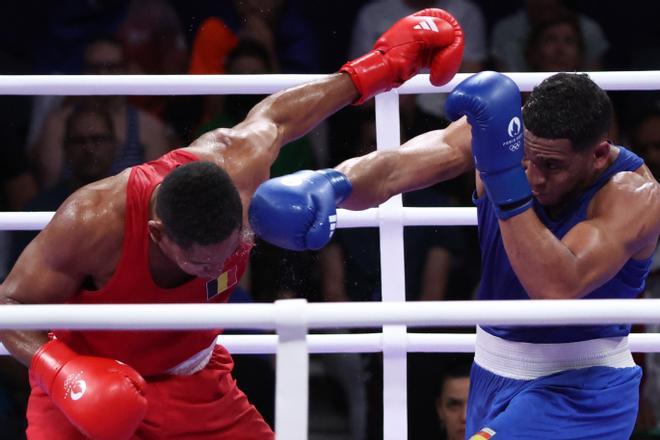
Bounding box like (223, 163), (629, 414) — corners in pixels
(560, 173), (660, 297)
(3, 236), (82, 305)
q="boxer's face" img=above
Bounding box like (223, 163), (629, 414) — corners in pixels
(523, 130), (609, 210)
(153, 226), (242, 280)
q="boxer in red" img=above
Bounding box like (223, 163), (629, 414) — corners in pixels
(0, 9), (464, 439)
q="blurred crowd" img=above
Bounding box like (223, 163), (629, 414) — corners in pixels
(0, 0), (659, 439)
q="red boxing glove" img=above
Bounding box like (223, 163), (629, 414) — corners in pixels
(340, 8), (464, 104)
(30, 339), (148, 440)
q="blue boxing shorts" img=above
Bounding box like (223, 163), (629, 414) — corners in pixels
(466, 327), (642, 440)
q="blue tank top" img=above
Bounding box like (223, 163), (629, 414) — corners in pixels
(474, 146), (652, 343)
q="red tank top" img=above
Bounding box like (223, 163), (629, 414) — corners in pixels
(54, 150), (252, 376)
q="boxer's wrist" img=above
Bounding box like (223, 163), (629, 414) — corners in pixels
(340, 52), (394, 105)
(317, 169), (352, 203)
(30, 339), (77, 394)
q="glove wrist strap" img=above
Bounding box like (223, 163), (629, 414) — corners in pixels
(30, 339), (77, 394)
(340, 51), (393, 105)
(494, 196), (533, 220)
(318, 169), (353, 204)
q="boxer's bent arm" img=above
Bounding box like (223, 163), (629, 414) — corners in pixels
(0, 193), (102, 366)
(499, 172), (660, 300)
(337, 117), (474, 210)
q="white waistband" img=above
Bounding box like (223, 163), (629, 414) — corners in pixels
(474, 326), (636, 380)
(164, 341), (215, 376)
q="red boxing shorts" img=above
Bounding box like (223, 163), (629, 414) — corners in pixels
(26, 345), (274, 439)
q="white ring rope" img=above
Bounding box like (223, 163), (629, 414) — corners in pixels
(2, 333), (660, 356)
(1, 299), (660, 329)
(0, 71), (659, 95)
(0, 207), (478, 230)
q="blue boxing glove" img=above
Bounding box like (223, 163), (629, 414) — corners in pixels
(445, 71), (532, 219)
(248, 169), (352, 251)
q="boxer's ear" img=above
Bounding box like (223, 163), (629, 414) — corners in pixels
(148, 219), (164, 243)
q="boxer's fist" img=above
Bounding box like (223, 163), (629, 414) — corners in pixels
(445, 71), (532, 219)
(30, 339), (147, 440)
(249, 169), (352, 250)
(340, 8), (464, 104)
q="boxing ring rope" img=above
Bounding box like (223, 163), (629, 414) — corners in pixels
(2, 332), (660, 356)
(1, 71), (659, 440)
(1, 71), (660, 94)
(0, 207), (479, 230)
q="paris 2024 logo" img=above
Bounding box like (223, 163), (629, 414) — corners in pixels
(503, 116), (522, 152)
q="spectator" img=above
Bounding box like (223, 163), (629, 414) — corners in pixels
(188, 16), (239, 75)
(491, 0), (608, 72)
(435, 358), (471, 440)
(28, 37), (175, 189)
(11, 105), (120, 266)
(115, 0), (190, 123)
(630, 103), (660, 178)
(22, 1), (127, 75)
(522, 14), (625, 144)
(116, 0), (188, 76)
(229, 0), (320, 73)
(525, 13), (585, 72)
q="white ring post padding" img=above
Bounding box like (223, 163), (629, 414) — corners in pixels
(1, 71), (659, 95)
(3, 332), (660, 356)
(0, 207), (478, 230)
(375, 90), (408, 440)
(274, 299), (309, 440)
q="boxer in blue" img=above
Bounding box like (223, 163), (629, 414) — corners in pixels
(248, 71), (660, 439)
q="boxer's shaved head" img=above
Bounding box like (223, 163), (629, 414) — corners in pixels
(156, 161), (242, 249)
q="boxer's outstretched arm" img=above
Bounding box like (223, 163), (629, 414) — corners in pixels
(241, 73), (357, 147)
(236, 6), (464, 149)
(247, 118), (474, 251)
(337, 117), (474, 210)
(185, 74), (358, 197)
(188, 8), (465, 195)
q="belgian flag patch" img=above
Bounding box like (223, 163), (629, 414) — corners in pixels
(206, 266), (238, 300)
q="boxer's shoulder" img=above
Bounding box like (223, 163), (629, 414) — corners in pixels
(46, 172), (128, 273)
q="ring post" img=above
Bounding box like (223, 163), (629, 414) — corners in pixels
(274, 298), (309, 439)
(375, 89), (408, 440)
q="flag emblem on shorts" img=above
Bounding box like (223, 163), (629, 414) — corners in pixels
(206, 266), (238, 300)
(470, 427), (496, 439)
